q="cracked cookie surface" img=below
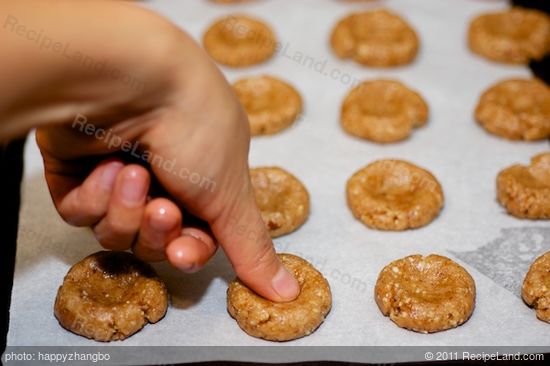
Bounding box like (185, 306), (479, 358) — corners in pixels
(468, 8), (550, 64)
(341, 79), (428, 143)
(330, 9), (419, 67)
(497, 152), (550, 219)
(203, 15), (276, 67)
(227, 253), (332, 341)
(522, 251), (550, 323)
(251, 167), (310, 237)
(346, 160), (443, 231)
(375, 254), (476, 333)
(234, 76), (302, 136)
(475, 79), (550, 141)
(54, 251), (169, 342)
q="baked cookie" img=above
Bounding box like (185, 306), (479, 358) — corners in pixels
(227, 253), (332, 341)
(468, 8), (550, 64)
(330, 9), (419, 67)
(251, 167), (309, 237)
(346, 160), (444, 231)
(203, 15), (276, 67)
(475, 79), (550, 141)
(497, 152), (550, 220)
(233, 76), (302, 136)
(341, 79), (428, 143)
(375, 254), (476, 333)
(54, 251), (169, 342)
(522, 251), (550, 323)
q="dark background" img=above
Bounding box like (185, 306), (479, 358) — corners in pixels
(1, 0), (549, 364)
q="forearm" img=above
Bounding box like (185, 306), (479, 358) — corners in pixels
(0, 0), (204, 140)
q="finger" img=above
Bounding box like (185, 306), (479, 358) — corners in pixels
(166, 227), (218, 273)
(133, 198), (182, 262)
(94, 164), (150, 251)
(210, 187), (300, 302)
(53, 159), (124, 226)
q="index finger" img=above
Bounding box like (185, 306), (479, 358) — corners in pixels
(210, 187), (300, 302)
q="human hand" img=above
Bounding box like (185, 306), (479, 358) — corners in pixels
(27, 1), (299, 302)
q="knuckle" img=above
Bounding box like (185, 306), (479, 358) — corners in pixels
(79, 199), (105, 220)
(133, 242), (165, 262)
(58, 199), (102, 226)
(106, 218), (137, 237)
(94, 231), (118, 250)
(93, 219), (136, 250)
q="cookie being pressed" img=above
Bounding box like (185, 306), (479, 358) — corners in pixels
(233, 76), (302, 136)
(341, 80), (429, 143)
(497, 152), (550, 220)
(54, 251), (169, 342)
(375, 254), (476, 333)
(522, 251), (550, 323)
(468, 8), (550, 64)
(346, 160), (444, 231)
(330, 9), (419, 67)
(251, 167), (309, 237)
(203, 15), (276, 67)
(227, 253), (332, 341)
(475, 79), (550, 141)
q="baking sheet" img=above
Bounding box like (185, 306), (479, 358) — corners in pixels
(6, 0), (550, 364)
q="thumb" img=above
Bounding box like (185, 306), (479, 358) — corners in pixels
(210, 188), (300, 302)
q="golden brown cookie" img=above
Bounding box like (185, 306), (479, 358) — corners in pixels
(346, 160), (444, 231)
(233, 76), (303, 136)
(54, 251), (169, 342)
(468, 8), (550, 64)
(341, 79), (429, 143)
(475, 79), (550, 141)
(227, 253), (332, 341)
(522, 251), (550, 323)
(375, 254), (476, 333)
(251, 167), (309, 237)
(497, 153), (550, 220)
(330, 9), (419, 67)
(203, 15), (277, 67)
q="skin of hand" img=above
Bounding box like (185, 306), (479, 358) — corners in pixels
(0, 0), (299, 302)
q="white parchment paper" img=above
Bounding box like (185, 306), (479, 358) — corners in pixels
(7, 0), (550, 364)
